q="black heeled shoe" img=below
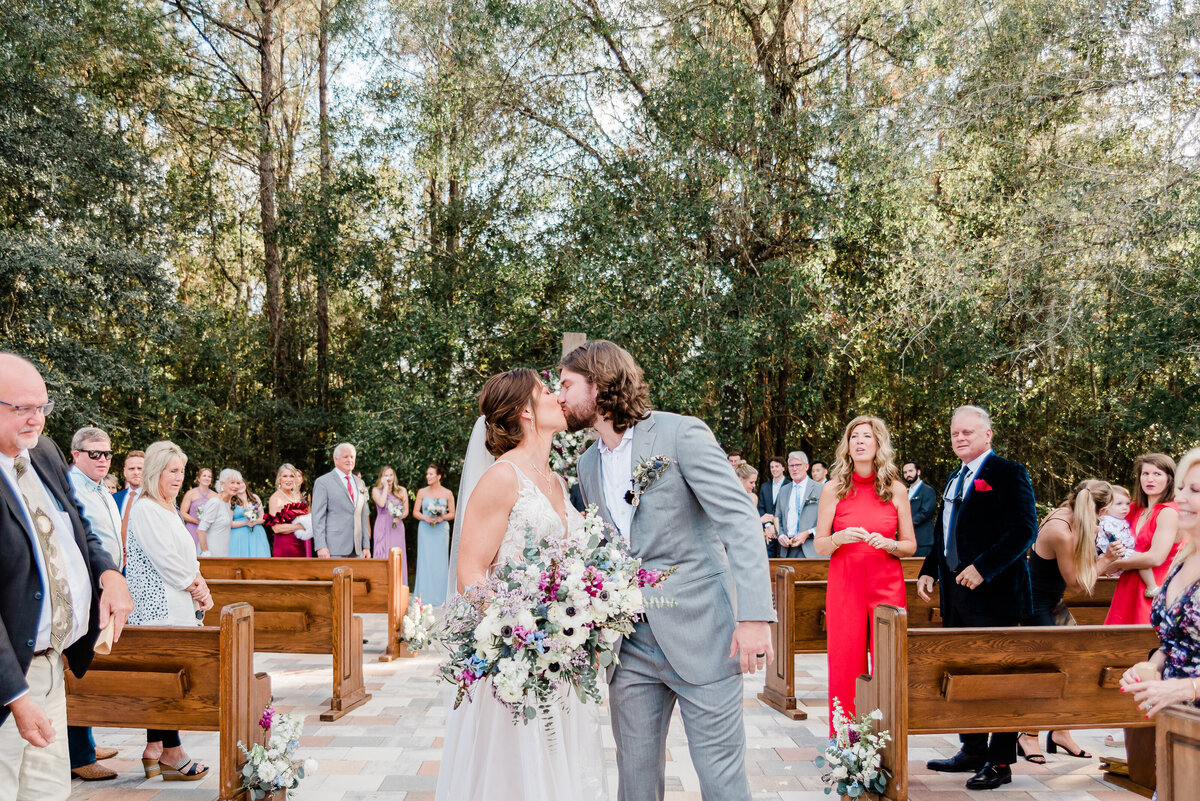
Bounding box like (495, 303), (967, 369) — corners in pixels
(1046, 731), (1091, 758)
(1017, 734), (1046, 764)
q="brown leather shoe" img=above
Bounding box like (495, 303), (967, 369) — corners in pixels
(71, 763), (118, 781)
(94, 746), (119, 760)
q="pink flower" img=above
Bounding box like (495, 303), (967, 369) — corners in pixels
(258, 705), (275, 730)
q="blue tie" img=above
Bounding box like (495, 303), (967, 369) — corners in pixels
(946, 466), (968, 570)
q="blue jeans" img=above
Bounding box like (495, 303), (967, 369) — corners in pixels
(67, 726), (96, 769)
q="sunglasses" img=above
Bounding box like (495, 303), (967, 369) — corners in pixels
(79, 449), (113, 460)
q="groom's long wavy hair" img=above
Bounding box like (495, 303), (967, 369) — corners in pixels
(559, 340), (651, 433)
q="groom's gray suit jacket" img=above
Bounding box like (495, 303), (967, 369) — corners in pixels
(577, 411), (775, 686)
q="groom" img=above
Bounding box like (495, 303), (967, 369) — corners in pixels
(559, 340), (775, 801)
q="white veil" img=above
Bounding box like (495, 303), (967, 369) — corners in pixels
(445, 415), (494, 601)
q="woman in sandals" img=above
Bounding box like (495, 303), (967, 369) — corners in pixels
(125, 440), (214, 781)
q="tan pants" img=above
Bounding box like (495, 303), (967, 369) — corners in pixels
(0, 653), (70, 801)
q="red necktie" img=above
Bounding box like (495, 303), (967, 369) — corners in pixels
(345, 474), (354, 502)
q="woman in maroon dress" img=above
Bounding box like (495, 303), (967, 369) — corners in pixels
(1105, 453), (1180, 625)
(266, 463), (312, 557)
(814, 415), (917, 736)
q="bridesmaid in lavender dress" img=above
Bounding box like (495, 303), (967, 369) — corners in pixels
(371, 466), (409, 573)
(178, 467), (214, 553)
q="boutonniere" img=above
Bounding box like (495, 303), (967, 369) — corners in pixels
(803, 496), (820, 506)
(973, 478), (993, 492)
(625, 455), (673, 507)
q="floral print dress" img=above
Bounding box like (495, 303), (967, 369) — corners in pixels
(1151, 562), (1200, 704)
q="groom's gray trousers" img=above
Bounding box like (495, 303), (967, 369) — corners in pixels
(609, 622), (751, 801)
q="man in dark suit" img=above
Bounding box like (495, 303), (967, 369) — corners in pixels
(917, 405), (1038, 790)
(0, 354), (134, 799)
(903, 461), (938, 558)
(757, 456), (786, 558)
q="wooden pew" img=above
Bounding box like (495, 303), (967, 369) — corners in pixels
(200, 548), (414, 661)
(855, 604), (1158, 801)
(203, 566), (372, 721)
(65, 603), (271, 801)
(1156, 704), (1200, 801)
(759, 564), (1120, 718)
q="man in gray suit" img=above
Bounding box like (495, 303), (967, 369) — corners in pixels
(774, 451), (825, 558)
(559, 340), (774, 801)
(311, 443), (370, 558)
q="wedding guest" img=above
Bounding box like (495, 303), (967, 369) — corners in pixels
(813, 416), (915, 735)
(372, 467), (409, 570)
(0, 354), (133, 801)
(230, 485), (270, 558)
(196, 469), (243, 557)
(903, 461), (938, 557)
(102, 473), (118, 494)
(1105, 453), (1181, 625)
(1096, 485), (1160, 595)
(1016, 479), (1122, 763)
(758, 456), (786, 558)
(66, 427), (124, 781)
(735, 462), (758, 496)
(124, 440), (212, 782)
(178, 468), (215, 553)
(266, 464), (312, 557)
(113, 449), (144, 518)
(312, 443), (370, 558)
(1120, 446), (1200, 717)
(726, 449), (744, 468)
(413, 463), (455, 605)
(917, 405), (1038, 790)
(775, 451), (822, 558)
(810, 460), (829, 484)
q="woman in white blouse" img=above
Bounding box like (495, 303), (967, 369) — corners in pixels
(125, 440), (214, 781)
(197, 468), (244, 557)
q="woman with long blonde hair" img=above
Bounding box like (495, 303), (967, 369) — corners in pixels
(813, 415), (916, 736)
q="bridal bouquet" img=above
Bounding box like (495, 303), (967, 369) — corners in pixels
(387, 501), (405, 525)
(401, 596), (436, 652)
(814, 699), (891, 798)
(436, 507), (675, 724)
(238, 702), (317, 799)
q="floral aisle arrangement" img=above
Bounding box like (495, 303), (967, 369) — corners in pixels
(436, 507), (675, 723)
(814, 700), (891, 799)
(401, 596), (437, 651)
(238, 703), (317, 799)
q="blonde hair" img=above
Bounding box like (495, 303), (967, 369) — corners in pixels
(375, 465), (400, 492)
(275, 463), (298, 490)
(830, 415), (900, 503)
(735, 463), (758, 482)
(1110, 484), (1130, 501)
(1057, 479), (1113, 595)
(141, 440), (188, 505)
(1170, 448), (1200, 570)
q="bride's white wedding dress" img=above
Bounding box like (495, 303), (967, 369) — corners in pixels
(434, 460), (607, 801)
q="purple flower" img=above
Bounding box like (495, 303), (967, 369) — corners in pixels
(259, 705), (275, 731)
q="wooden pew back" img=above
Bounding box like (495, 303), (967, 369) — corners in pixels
(65, 603), (270, 801)
(1157, 704), (1200, 801)
(856, 605), (1157, 801)
(769, 557), (925, 581)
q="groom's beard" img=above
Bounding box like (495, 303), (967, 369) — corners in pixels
(562, 399), (597, 433)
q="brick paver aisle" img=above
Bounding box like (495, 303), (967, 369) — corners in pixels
(68, 615), (1141, 800)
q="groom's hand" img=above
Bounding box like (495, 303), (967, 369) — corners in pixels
(730, 621), (773, 674)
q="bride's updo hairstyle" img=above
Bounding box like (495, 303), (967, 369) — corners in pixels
(478, 368), (542, 457)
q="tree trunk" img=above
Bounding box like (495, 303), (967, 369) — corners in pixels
(258, 0), (284, 393)
(317, 0), (331, 409)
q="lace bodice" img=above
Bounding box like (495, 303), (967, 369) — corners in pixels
(492, 460), (584, 569)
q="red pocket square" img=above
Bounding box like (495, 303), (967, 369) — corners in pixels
(973, 478), (993, 492)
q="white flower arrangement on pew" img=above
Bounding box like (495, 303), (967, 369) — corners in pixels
(401, 596), (437, 652)
(815, 699), (891, 799)
(239, 702), (317, 799)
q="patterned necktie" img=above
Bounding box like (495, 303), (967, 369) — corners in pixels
(946, 466), (969, 570)
(14, 456), (75, 651)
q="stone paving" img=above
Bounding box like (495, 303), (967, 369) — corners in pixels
(68, 614), (1141, 800)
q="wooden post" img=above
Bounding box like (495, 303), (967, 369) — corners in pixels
(562, 332), (586, 359)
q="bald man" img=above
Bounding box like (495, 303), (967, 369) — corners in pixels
(0, 354), (133, 800)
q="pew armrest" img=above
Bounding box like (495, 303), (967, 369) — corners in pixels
(941, 671), (1066, 701)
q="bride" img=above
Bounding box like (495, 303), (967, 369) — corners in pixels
(434, 368), (607, 801)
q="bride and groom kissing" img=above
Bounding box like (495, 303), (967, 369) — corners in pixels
(435, 340), (776, 801)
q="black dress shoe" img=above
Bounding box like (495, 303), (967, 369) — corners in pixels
(965, 763), (1013, 790)
(926, 750), (986, 773)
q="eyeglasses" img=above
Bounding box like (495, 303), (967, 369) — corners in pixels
(0, 400), (55, 417)
(80, 450), (113, 460)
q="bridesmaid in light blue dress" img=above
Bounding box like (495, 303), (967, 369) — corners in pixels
(229, 491), (271, 558)
(413, 463), (454, 605)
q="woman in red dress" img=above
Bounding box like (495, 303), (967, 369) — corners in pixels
(814, 415), (917, 736)
(1104, 453), (1181, 624)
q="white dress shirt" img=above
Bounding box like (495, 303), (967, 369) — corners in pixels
(942, 449), (992, 551)
(336, 468), (356, 504)
(0, 450), (93, 653)
(907, 479), (924, 500)
(119, 486), (140, 518)
(788, 477), (809, 539)
(598, 426), (636, 541)
(69, 466), (124, 569)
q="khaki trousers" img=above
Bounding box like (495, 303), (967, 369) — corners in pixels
(0, 653), (70, 801)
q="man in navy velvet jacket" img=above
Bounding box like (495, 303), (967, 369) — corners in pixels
(917, 405), (1038, 791)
